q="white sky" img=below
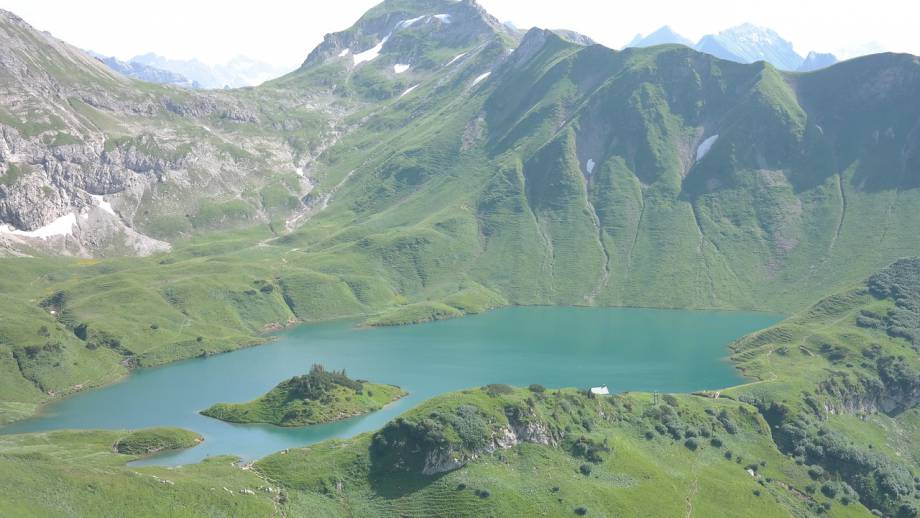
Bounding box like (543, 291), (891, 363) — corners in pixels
(3, 0), (916, 70)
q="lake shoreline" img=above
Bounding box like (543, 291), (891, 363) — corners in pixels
(1, 303), (782, 429)
(1, 307), (780, 466)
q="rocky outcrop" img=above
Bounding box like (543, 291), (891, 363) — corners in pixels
(419, 406), (558, 475)
(817, 357), (920, 417)
(0, 10), (328, 257)
(301, 0), (514, 70)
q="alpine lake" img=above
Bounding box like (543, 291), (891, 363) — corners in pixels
(1, 307), (779, 466)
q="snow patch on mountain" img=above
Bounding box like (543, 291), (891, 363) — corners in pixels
(90, 195), (116, 217)
(398, 16), (425, 29)
(472, 72), (491, 85)
(400, 84), (420, 97)
(394, 63), (410, 74)
(446, 52), (467, 66)
(433, 14), (452, 23)
(1, 213), (76, 238)
(586, 159), (596, 175)
(696, 135), (719, 161)
(354, 35), (390, 65)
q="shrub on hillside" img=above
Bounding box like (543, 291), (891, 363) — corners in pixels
(285, 364), (363, 400)
(483, 384), (514, 396)
(718, 410), (739, 434)
(570, 436), (609, 463)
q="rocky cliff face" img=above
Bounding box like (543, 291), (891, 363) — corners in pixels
(0, 9), (331, 257)
(420, 408), (558, 475)
(817, 372), (920, 417)
(0, 2), (515, 258)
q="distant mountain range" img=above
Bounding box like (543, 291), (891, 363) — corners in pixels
(88, 51), (201, 88)
(93, 21), (842, 90)
(627, 23), (838, 72)
(90, 52), (290, 89)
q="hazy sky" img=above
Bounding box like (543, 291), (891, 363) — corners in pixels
(3, 0), (915, 70)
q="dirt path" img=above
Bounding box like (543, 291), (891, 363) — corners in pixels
(685, 475), (700, 518)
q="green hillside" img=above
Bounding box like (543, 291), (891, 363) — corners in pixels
(726, 258), (920, 516)
(2, 259), (919, 516)
(201, 365), (406, 427)
(250, 386), (883, 517)
(0, 1), (919, 515)
(2, 13), (920, 427)
(0, 429), (280, 517)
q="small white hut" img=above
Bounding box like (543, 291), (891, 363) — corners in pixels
(590, 385), (609, 395)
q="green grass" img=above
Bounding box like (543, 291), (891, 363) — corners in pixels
(1, 162), (32, 187)
(365, 301), (464, 326)
(254, 388), (869, 517)
(200, 366), (406, 427)
(0, 429), (279, 517)
(1, 6), (920, 515)
(723, 259), (920, 515)
(113, 428), (202, 455)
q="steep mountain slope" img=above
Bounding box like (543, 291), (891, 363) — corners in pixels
(0, 8), (334, 256)
(287, 28), (920, 314)
(0, 2), (919, 515)
(0, 1), (517, 258)
(274, 0), (516, 98)
(728, 258), (920, 516)
(1, 3), (919, 424)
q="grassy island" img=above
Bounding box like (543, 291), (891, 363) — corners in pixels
(113, 428), (203, 455)
(200, 365), (406, 427)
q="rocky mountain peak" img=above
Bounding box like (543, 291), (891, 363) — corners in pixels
(697, 23), (804, 70)
(300, 0), (514, 69)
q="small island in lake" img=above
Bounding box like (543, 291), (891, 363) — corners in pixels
(200, 364), (407, 427)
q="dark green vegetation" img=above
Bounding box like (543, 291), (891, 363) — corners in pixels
(252, 387), (867, 517)
(0, 430), (280, 517)
(726, 258), (920, 516)
(113, 428), (202, 455)
(3, 7), (920, 426)
(201, 364), (406, 427)
(1, 0), (920, 515)
(4, 260), (920, 515)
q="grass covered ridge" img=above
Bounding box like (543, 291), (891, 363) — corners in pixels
(201, 365), (406, 427)
(253, 386), (867, 517)
(725, 258), (920, 516)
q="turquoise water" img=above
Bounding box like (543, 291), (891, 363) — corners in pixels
(1, 307), (779, 465)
